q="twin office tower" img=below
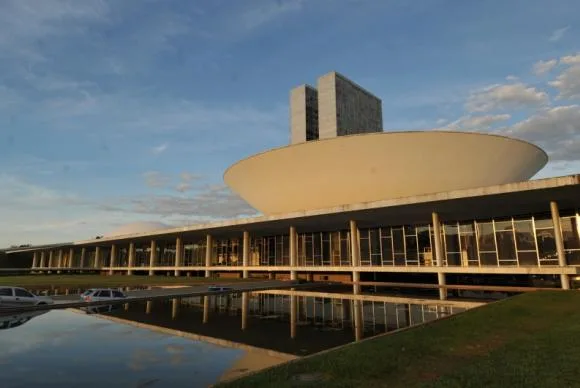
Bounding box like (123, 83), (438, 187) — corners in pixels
(290, 71), (383, 145)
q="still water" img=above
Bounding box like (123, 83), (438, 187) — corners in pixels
(0, 290), (477, 387)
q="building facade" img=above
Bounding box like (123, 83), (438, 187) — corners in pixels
(290, 72), (383, 144)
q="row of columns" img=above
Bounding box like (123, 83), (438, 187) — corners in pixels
(29, 201), (572, 296)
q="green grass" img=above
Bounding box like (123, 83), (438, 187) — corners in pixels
(0, 274), (251, 288)
(220, 291), (580, 388)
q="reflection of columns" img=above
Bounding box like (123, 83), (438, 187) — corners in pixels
(550, 201), (570, 290)
(174, 236), (183, 277)
(353, 299), (363, 342)
(146, 300), (152, 314)
(172, 298), (179, 320)
(350, 220), (361, 294)
(205, 235), (212, 278)
(290, 226), (297, 281)
(68, 248), (74, 268)
(290, 294), (297, 339)
(32, 252), (39, 269)
(203, 296), (210, 323)
(39, 251), (46, 268)
(432, 212), (447, 300)
(127, 243), (135, 275)
(124, 303), (129, 311)
(241, 293), (249, 330)
(242, 231), (250, 278)
(80, 248), (86, 270)
(109, 245), (117, 275)
(94, 247), (101, 268)
(148, 240), (157, 276)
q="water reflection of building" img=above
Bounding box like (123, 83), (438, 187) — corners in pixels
(99, 291), (477, 356)
(6, 72), (580, 295)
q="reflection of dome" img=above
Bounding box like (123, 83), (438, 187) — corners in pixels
(224, 131), (548, 215)
(104, 222), (172, 237)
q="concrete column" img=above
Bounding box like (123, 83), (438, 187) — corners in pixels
(148, 240), (157, 276)
(32, 252), (39, 269)
(350, 220), (361, 294)
(242, 231), (250, 279)
(94, 247), (101, 268)
(109, 245), (117, 275)
(174, 236), (183, 277)
(550, 201), (570, 290)
(203, 296), (210, 323)
(80, 248), (86, 270)
(48, 251), (54, 268)
(438, 273), (447, 300)
(56, 249), (63, 273)
(127, 243), (135, 275)
(353, 299), (363, 342)
(39, 251), (46, 268)
(172, 298), (179, 320)
(68, 248), (74, 268)
(290, 294), (297, 339)
(432, 212), (444, 267)
(205, 235), (212, 278)
(289, 226), (297, 281)
(241, 292), (249, 330)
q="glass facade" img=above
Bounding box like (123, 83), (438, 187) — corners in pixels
(52, 210), (580, 270)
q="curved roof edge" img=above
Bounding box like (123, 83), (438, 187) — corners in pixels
(223, 130), (548, 181)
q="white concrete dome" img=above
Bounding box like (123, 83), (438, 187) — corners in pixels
(104, 222), (172, 237)
(224, 131), (548, 215)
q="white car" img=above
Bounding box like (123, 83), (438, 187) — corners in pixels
(80, 288), (127, 302)
(0, 287), (54, 308)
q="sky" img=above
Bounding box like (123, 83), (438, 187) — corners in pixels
(1, 0), (579, 247)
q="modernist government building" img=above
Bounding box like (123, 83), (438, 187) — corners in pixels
(6, 71), (580, 298)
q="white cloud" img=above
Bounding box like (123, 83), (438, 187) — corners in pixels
(466, 83), (549, 112)
(505, 75), (519, 82)
(435, 114), (511, 131)
(240, 0), (304, 31)
(549, 65), (580, 99)
(549, 26), (570, 42)
(532, 59), (558, 76)
(500, 105), (580, 161)
(142, 171), (170, 188)
(151, 143), (169, 155)
(560, 53), (580, 65)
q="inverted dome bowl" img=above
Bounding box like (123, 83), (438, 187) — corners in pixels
(224, 131), (548, 215)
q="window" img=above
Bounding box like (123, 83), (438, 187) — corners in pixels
(99, 290), (111, 298)
(113, 291), (124, 298)
(15, 289), (33, 298)
(0, 288), (12, 296)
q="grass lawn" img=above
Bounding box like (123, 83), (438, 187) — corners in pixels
(0, 274), (252, 288)
(220, 291), (580, 388)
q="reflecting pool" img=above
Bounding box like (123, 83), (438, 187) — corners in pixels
(0, 290), (480, 387)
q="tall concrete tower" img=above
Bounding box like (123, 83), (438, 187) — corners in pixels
(289, 71), (383, 144)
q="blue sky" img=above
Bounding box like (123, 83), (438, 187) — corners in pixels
(1, 0), (579, 247)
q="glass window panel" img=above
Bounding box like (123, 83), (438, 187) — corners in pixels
(322, 235), (331, 265)
(518, 251), (538, 266)
(313, 234), (322, 263)
(536, 228), (557, 264)
(359, 229), (369, 239)
(340, 235), (350, 264)
(360, 235), (370, 264)
(370, 229), (381, 265)
(477, 222), (496, 251)
(494, 221), (513, 231)
(561, 216), (580, 250)
(459, 223), (474, 234)
(405, 236), (418, 262)
(496, 231), (517, 263)
(381, 237), (393, 265)
(447, 253), (461, 266)
(479, 251), (498, 266)
(534, 218), (553, 229)
(416, 226), (432, 266)
(514, 220), (536, 251)
(330, 232), (341, 265)
(566, 250), (580, 265)
(444, 224), (460, 253)
(392, 228), (404, 254)
(394, 253), (406, 266)
(459, 233), (478, 266)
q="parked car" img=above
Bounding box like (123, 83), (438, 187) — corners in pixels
(0, 287), (54, 307)
(207, 285), (234, 292)
(80, 288), (127, 302)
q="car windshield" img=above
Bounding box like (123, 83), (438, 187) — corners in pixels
(82, 290), (95, 296)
